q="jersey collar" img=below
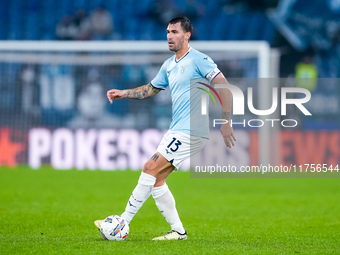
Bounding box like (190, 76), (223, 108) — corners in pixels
(175, 47), (191, 63)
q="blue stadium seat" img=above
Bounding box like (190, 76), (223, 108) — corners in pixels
(212, 13), (229, 40)
(226, 13), (245, 40)
(244, 12), (264, 40)
(0, 3), (8, 39)
(262, 16), (276, 44)
(73, 0), (87, 10)
(1, 0), (278, 42)
(105, 0), (119, 13)
(25, 15), (39, 40)
(139, 19), (154, 40)
(174, 0), (186, 10)
(57, 0), (74, 15)
(122, 18), (139, 40)
(87, 0), (105, 11)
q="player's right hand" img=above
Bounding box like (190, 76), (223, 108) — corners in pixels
(107, 89), (125, 103)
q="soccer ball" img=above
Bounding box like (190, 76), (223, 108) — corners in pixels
(100, 215), (129, 241)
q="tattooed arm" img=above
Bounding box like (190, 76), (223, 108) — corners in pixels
(107, 83), (161, 103)
(212, 73), (236, 148)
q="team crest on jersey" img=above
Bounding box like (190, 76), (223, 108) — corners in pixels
(180, 65), (188, 74)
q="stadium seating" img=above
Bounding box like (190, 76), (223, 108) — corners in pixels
(0, 0), (336, 50)
(0, 0), (278, 45)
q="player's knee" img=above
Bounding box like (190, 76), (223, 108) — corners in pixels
(142, 160), (156, 175)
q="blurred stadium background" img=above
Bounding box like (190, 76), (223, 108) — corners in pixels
(0, 0), (339, 170)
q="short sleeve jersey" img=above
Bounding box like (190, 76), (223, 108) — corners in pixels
(151, 48), (220, 139)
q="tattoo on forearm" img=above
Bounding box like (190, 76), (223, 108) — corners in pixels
(222, 112), (231, 121)
(126, 85), (149, 99)
(125, 84), (160, 99)
(151, 153), (159, 162)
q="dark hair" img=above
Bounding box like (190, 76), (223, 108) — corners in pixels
(169, 16), (193, 34)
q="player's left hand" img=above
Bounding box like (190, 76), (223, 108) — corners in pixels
(220, 123), (236, 148)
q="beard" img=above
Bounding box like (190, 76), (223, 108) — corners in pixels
(169, 46), (179, 52)
(168, 38), (185, 52)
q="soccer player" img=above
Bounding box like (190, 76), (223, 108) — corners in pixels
(95, 16), (236, 240)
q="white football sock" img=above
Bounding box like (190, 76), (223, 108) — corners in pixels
(152, 183), (185, 234)
(121, 172), (156, 224)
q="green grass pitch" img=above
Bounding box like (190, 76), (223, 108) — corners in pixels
(1, 166), (339, 254)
